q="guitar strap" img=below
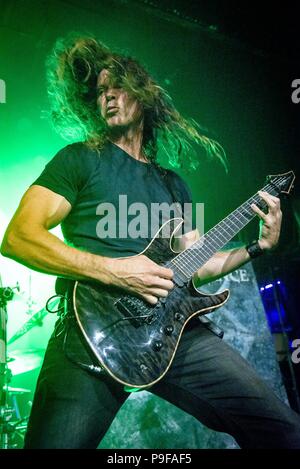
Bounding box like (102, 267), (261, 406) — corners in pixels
(154, 165), (224, 339)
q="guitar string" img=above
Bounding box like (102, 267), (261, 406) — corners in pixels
(171, 204), (260, 276)
(173, 176), (287, 276)
(169, 179), (284, 277)
(170, 199), (256, 276)
(170, 179), (281, 275)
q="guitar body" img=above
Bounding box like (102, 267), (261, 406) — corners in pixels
(73, 219), (229, 388)
(72, 171), (295, 388)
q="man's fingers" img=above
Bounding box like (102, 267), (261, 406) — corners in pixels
(158, 278), (174, 290)
(148, 277), (174, 290)
(143, 294), (158, 305)
(258, 191), (280, 212)
(259, 190), (280, 204)
(251, 203), (267, 221)
(149, 288), (169, 298)
(151, 263), (173, 279)
(140, 255), (174, 279)
(142, 287), (171, 305)
(157, 265), (174, 279)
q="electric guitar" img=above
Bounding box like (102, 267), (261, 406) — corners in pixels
(72, 171), (295, 389)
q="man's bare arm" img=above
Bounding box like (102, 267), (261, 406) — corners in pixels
(1, 185), (174, 304)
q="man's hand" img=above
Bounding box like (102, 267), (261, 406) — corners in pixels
(251, 190), (282, 251)
(108, 255), (174, 305)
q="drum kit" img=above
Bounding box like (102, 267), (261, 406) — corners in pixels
(0, 280), (58, 449)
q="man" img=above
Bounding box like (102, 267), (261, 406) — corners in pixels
(1, 36), (300, 448)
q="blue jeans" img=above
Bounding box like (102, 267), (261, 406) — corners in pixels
(24, 316), (300, 448)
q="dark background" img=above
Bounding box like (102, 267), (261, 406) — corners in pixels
(1, 0), (300, 415)
(1, 0), (300, 229)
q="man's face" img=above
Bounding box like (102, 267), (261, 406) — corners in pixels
(97, 69), (143, 130)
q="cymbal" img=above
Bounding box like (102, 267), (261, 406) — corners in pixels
(5, 386), (31, 394)
(8, 298), (59, 346)
(8, 349), (45, 375)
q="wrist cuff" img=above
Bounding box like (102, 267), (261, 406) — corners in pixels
(246, 240), (265, 259)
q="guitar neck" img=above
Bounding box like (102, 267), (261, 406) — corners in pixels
(171, 180), (280, 279)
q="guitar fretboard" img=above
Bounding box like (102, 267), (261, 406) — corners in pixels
(170, 180), (280, 279)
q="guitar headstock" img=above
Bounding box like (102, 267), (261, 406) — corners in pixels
(266, 171), (295, 195)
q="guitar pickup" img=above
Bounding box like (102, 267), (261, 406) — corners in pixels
(116, 296), (156, 328)
(116, 298), (141, 328)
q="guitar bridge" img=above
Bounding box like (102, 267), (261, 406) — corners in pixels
(116, 296), (157, 327)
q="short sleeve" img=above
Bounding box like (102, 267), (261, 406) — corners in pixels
(167, 170), (196, 232)
(31, 143), (89, 205)
(174, 174), (193, 205)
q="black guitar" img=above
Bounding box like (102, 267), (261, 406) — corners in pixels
(73, 171), (295, 389)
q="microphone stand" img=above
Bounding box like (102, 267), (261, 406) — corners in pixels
(0, 283), (20, 449)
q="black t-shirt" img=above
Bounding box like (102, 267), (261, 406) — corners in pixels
(32, 142), (224, 337)
(32, 141), (194, 258)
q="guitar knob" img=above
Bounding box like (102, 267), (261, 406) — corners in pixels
(139, 363), (148, 373)
(174, 313), (183, 321)
(164, 325), (174, 335)
(152, 340), (163, 351)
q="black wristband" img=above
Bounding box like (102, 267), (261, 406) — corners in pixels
(246, 240), (265, 259)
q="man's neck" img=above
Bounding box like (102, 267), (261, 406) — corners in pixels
(109, 122), (148, 163)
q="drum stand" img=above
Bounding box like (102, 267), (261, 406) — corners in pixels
(0, 284), (25, 449)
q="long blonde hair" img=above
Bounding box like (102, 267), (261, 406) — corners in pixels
(46, 34), (227, 170)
